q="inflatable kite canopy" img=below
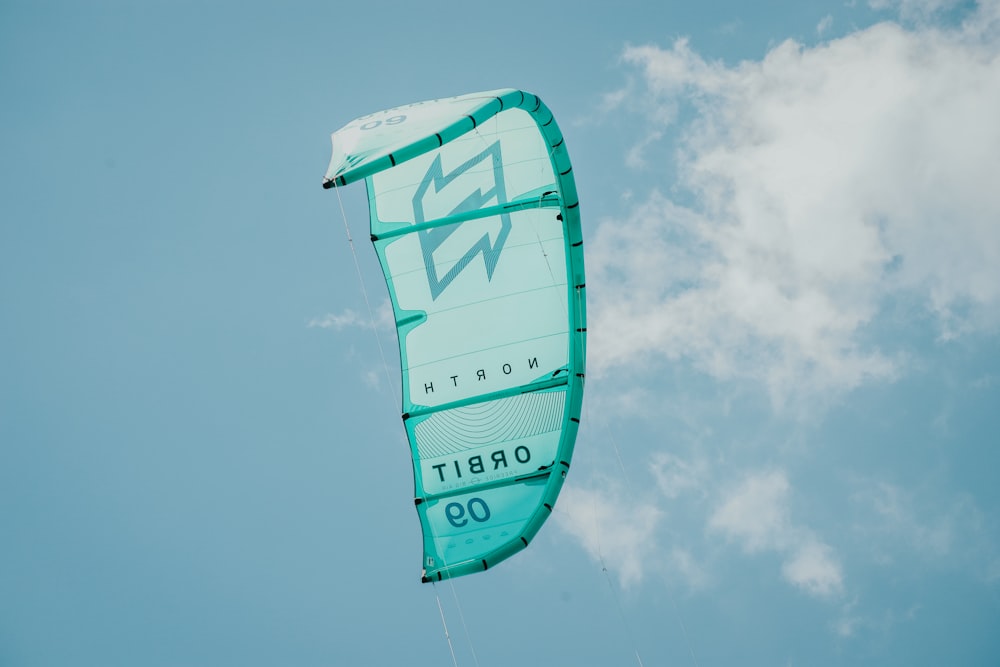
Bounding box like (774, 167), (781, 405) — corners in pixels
(324, 89), (586, 582)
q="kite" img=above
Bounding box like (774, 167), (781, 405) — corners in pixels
(323, 89), (586, 582)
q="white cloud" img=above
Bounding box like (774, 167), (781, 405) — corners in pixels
(667, 546), (710, 589)
(782, 540), (845, 597)
(558, 464), (849, 600)
(850, 479), (1000, 571)
(555, 479), (712, 590)
(709, 470), (844, 598)
(709, 470), (792, 551)
(309, 300), (395, 332)
(625, 129), (664, 169)
(649, 452), (709, 499)
(592, 8), (1000, 408)
(833, 611), (861, 638)
(361, 368), (381, 390)
(308, 308), (366, 330)
(554, 481), (663, 588)
(311, 302), (399, 392)
(859, 481), (953, 556)
(869, 0), (964, 22)
(817, 14), (834, 35)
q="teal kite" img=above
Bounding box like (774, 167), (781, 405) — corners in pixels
(323, 89), (586, 582)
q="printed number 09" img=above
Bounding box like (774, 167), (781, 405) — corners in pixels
(444, 497), (491, 528)
(359, 115), (406, 131)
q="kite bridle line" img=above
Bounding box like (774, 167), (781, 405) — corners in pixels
(328, 88), (583, 664)
(332, 185), (481, 667)
(332, 184), (397, 400)
(576, 402), (704, 667)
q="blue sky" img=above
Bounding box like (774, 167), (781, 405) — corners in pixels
(2, 0), (999, 665)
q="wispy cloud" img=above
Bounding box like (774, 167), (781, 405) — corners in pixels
(817, 14), (834, 35)
(709, 470), (845, 598)
(649, 451), (709, 500)
(308, 309), (366, 330)
(709, 470), (793, 552)
(857, 481), (954, 557)
(590, 7), (1000, 409)
(308, 300), (395, 332)
(309, 302), (398, 392)
(850, 478), (1000, 578)
(869, 0), (964, 22)
(554, 481), (663, 588)
(559, 463), (844, 598)
(782, 541), (845, 598)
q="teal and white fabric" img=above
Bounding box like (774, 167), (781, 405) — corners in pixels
(325, 89), (586, 582)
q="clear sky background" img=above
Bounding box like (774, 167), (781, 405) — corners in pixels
(3, 1), (999, 665)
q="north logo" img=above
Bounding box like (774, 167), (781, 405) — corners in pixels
(413, 141), (511, 300)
